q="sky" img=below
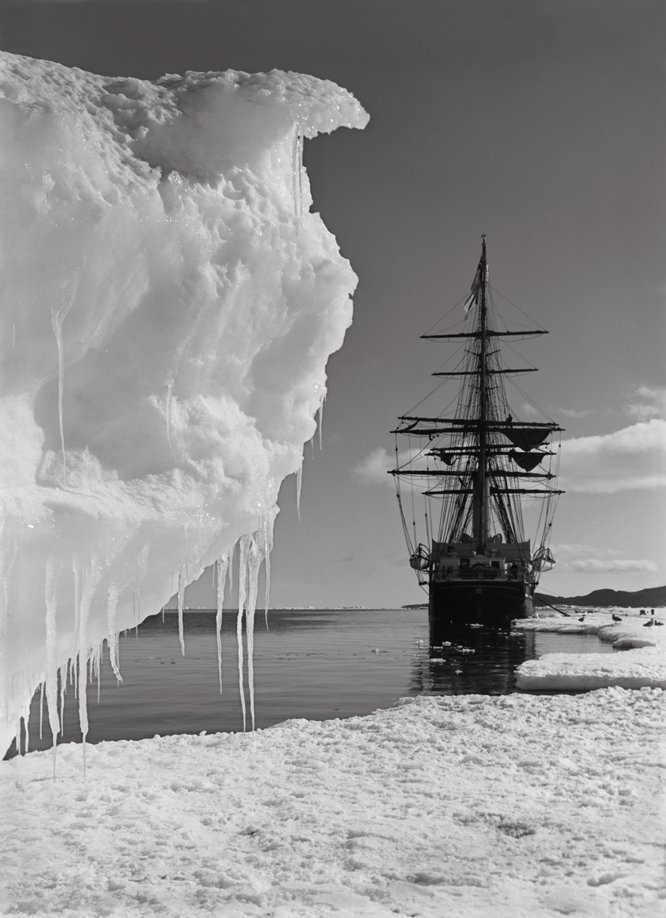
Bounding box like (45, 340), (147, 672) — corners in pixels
(1, 0), (664, 608)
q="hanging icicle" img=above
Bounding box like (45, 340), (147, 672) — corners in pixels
(295, 463), (303, 522)
(177, 569), (186, 656)
(261, 511), (276, 629)
(292, 122), (304, 225)
(215, 551), (230, 694)
(44, 558), (61, 746)
(106, 583), (122, 683)
(245, 537), (262, 733)
(50, 274), (79, 475)
(235, 535), (251, 732)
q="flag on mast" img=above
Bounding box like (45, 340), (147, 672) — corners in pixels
(463, 256), (484, 311)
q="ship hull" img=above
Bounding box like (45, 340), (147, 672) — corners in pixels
(428, 578), (533, 628)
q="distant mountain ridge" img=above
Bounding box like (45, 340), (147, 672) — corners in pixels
(536, 585), (666, 608)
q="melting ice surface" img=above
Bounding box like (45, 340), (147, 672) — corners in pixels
(0, 52), (368, 757)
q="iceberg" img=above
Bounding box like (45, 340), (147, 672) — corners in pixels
(0, 52), (368, 756)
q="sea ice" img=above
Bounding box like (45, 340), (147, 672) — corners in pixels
(1, 689), (663, 916)
(0, 52), (368, 756)
(515, 608), (666, 690)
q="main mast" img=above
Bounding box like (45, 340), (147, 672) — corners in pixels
(474, 235), (488, 551)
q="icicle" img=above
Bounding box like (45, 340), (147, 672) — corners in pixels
(215, 552), (230, 694)
(262, 512), (276, 630)
(71, 557), (83, 690)
(50, 276), (78, 474)
(183, 526), (190, 584)
(292, 123), (304, 224)
(246, 537), (263, 733)
(295, 463), (303, 522)
(52, 314), (67, 474)
(44, 559), (61, 745)
(58, 664), (65, 736)
(177, 569), (186, 655)
(76, 560), (95, 778)
(106, 584), (122, 683)
(236, 535), (251, 732)
(317, 392), (326, 451)
(165, 376), (175, 456)
(93, 643), (102, 703)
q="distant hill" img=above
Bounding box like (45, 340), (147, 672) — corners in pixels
(536, 585), (666, 609)
(403, 585), (666, 611)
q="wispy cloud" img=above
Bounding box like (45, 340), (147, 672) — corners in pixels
(624, 385), (666, 422)
(352, 447), (393, 487)
(558, 407), (593, 419)
(352, 446), (433, 488)
(551, 543), (658, 575)
(560, 418), (666, 493)
(569, 558), (658, 574)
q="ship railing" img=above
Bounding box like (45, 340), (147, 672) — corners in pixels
(434, 569), (519, 582)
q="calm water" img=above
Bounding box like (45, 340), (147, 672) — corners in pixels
(12, 608), (613, 756)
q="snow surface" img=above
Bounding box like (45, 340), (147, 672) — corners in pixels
(1, 688), (664, 917)
(0, 53), (368, 756)
(516, 608), (666, 691)
(2, 609), (665, 916)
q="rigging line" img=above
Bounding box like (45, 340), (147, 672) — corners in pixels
(394, 438), (414, 553)
(398, 378), (456, 419)
(420, 291), (477, 338)
(500, 338), (540, 373)
(489, 284), (548, 331)
(394, 439), (432, 473)
(505, 375), (556, 422)
(431, 345), (469, 376)
(409, 443), (418, 546)
(396, 492), (413, 553)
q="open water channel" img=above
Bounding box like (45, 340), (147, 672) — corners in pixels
(9, 608), (614, 757)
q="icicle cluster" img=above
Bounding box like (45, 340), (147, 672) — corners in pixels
(0, 53), (368, 757)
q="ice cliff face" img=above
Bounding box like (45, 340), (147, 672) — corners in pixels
(0, 52), (368, 755)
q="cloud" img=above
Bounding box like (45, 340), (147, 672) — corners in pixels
(352, 445), (434, 488)
(558, 407), (593, 419)
(352, 447), (393, 487)
(551, 544), (658, 575)
(569, 558), (658, 574)
(624, 385), (666, 422)
(560, 418), (666, 493)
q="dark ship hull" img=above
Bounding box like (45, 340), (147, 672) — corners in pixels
(428, 578), (533, 627)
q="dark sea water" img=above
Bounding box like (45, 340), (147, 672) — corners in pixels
(11, 608), (613, 756)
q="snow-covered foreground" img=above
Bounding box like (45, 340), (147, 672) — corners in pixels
(2, 608), (665, 918)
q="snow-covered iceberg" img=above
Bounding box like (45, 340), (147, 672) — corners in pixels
(0, 53), (368, 756)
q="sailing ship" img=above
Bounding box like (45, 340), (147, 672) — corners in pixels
(391, 237), (564, 626)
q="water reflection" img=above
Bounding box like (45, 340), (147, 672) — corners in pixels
(410, 623), (536, 695)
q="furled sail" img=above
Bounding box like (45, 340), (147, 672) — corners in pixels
(509, 450), (545, 471)
(501, 425), (552, 451)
